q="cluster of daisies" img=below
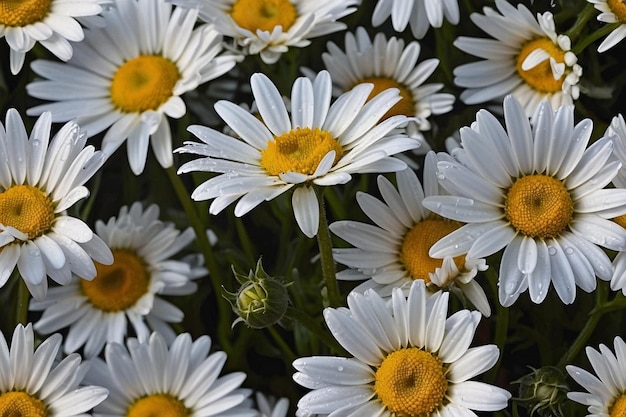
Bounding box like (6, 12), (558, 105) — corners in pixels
(1, 0), (626, 416)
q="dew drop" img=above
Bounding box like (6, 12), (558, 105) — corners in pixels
(337, 366), (344, 372)
(548, 246), (557, 256)
(564, 247), (574, 255)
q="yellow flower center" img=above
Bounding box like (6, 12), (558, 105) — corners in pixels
(516, 37), (566, 93)
(0, 0), (51, 27)
(0, 185), (55, 241)
(374, 347), (448, 415)
(80, 249), (150, 312)
(608, 0), (626, 22)
(126, 394), (189, 417)
(110, 55), (180, 113)
(401, 218), (465, 283)
(354, 77), (415, 120)
(611, 393), (626, 417)
(0, 391), (47, 417)
(260, 127), (343, 176)
(614, 214), (626, 229)
(505, 175), (573, 238)
(230, 0), (297, 33)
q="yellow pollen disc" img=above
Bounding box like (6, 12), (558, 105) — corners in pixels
(505, 175), (573, 238)
(0, 185), (55, 240)
(516, 37), (566, 93)
(610, 393), (626, 417)
(356, 77), (415, 120)
(260, 127), (343, 176)
(375, 347), (448, 415)
(401, 218), (464, 283)
(0, 391), (47, 417)
(608, 0), (626, 22)
(230, 0), (297, 33)
(614, 214), (626, 229)
(80, 249), (150, 312)
(0, 0), (51, 27)
(126, 394), (189, 417)
(110, 55), (180, 113)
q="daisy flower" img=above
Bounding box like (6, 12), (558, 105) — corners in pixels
(254, 393), (289, 417)
(176, 70), (417, 238)
(0, 109), (112, 300)
(422, 95), (626, 306)
(0, 0), (106, 74)
(173, 0), (358, 64)
(371, 0), (460, 39)
(0, 323), (108, 416)
(588, 0), (626, 52)
(607, 114), (626, 294)
(330, 154), (490, 316)
(320, 27), (455, 146)
(566, 336), (626, 416)
(87, 331), (252, 417)
(30, 202), (205, 358)
(293, 280), (511, 416)
(454, 0), (582, 116)
(26, 0), (240, 175)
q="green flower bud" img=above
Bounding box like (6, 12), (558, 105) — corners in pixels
(513, 366), (569, 417)
(225, 259), (290, 329)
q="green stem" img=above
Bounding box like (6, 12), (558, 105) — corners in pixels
(15, 274), (30, 325)
(485, 267), (509, 384)
(557, 282), (609, 369)
(565, 4), (596, 41)
(315, 187), (342, 308)
(286, 306), (346, 354)
(267, 326), (297, 363)
(165, 166), (233, 354)
(573, 22), (622, 54)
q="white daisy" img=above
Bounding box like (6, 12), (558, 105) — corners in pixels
(330, 153), (490, 316)
(566, 336), (626, 416)
(173, 0), (358, 64)
(0, 0), (106, 74)
(30, 202), (205, 358)
(86, 331), (253, 417)
(293, 280), (511, 416)
(254, 393), (289, 417)
(176, 70), (417, 238)
(0, 323), (108, 416)
(0, 109), (112, 300)
(588, 0), (626, 52)
(320, 27), (455, 146)
(26, 0), (240, 175)
(371, 0), (460, 39)
(422, 95), (626, 306)
(454, 0), (582, 116)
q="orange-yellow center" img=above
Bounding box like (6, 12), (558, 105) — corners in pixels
(0, 0), (51, 27)
(516, 37), (567, 93)
(356, 77), (415, 120)
(110, 55), (180, 113)
(0, 391), (47, 417)
(230, 0), (297, 33)
(401, 218), (465, 283)
(375, 347), (448, 415)
(614, 214), (626, 229)
(608, 0), (626, 22)
(260, 127), (343, 176)
(611, 393), (626, 417)
(505, 175), (573, 238)
(80, 249), (150, 312)
(126, 394), (189, 417)
(0, 185), (55, 240)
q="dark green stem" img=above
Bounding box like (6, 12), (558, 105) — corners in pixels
(16, 274), (30, 325)
(286, 306), (345, 354)
(573, 23), (622, 54)
(485, 267), (509, 383)
(267, 326), (297, 363)
(565, 4), (596, 41)
(315, 187), (342, 308)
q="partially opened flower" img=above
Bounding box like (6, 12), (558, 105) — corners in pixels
(321, 27), (455, 146)
(87, 331), (252, 417)
(0, 109), (112, 300)
(566, 336), (626, 416)
(30, 202), (205, 358)
(371, 0), (460, 39)
(174, 0), (358, 64)
(588, 0), (626, 52)
(0, 323), (108, 416)
(27, 0), (240, 175)
(330, 154), (490, 316)
(423, 95), (626, 306)
(0, 0), (106, 74)
(454, 0), (582, 116)
(176, 70), (417, 238)
(293, 280), (511, 416)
